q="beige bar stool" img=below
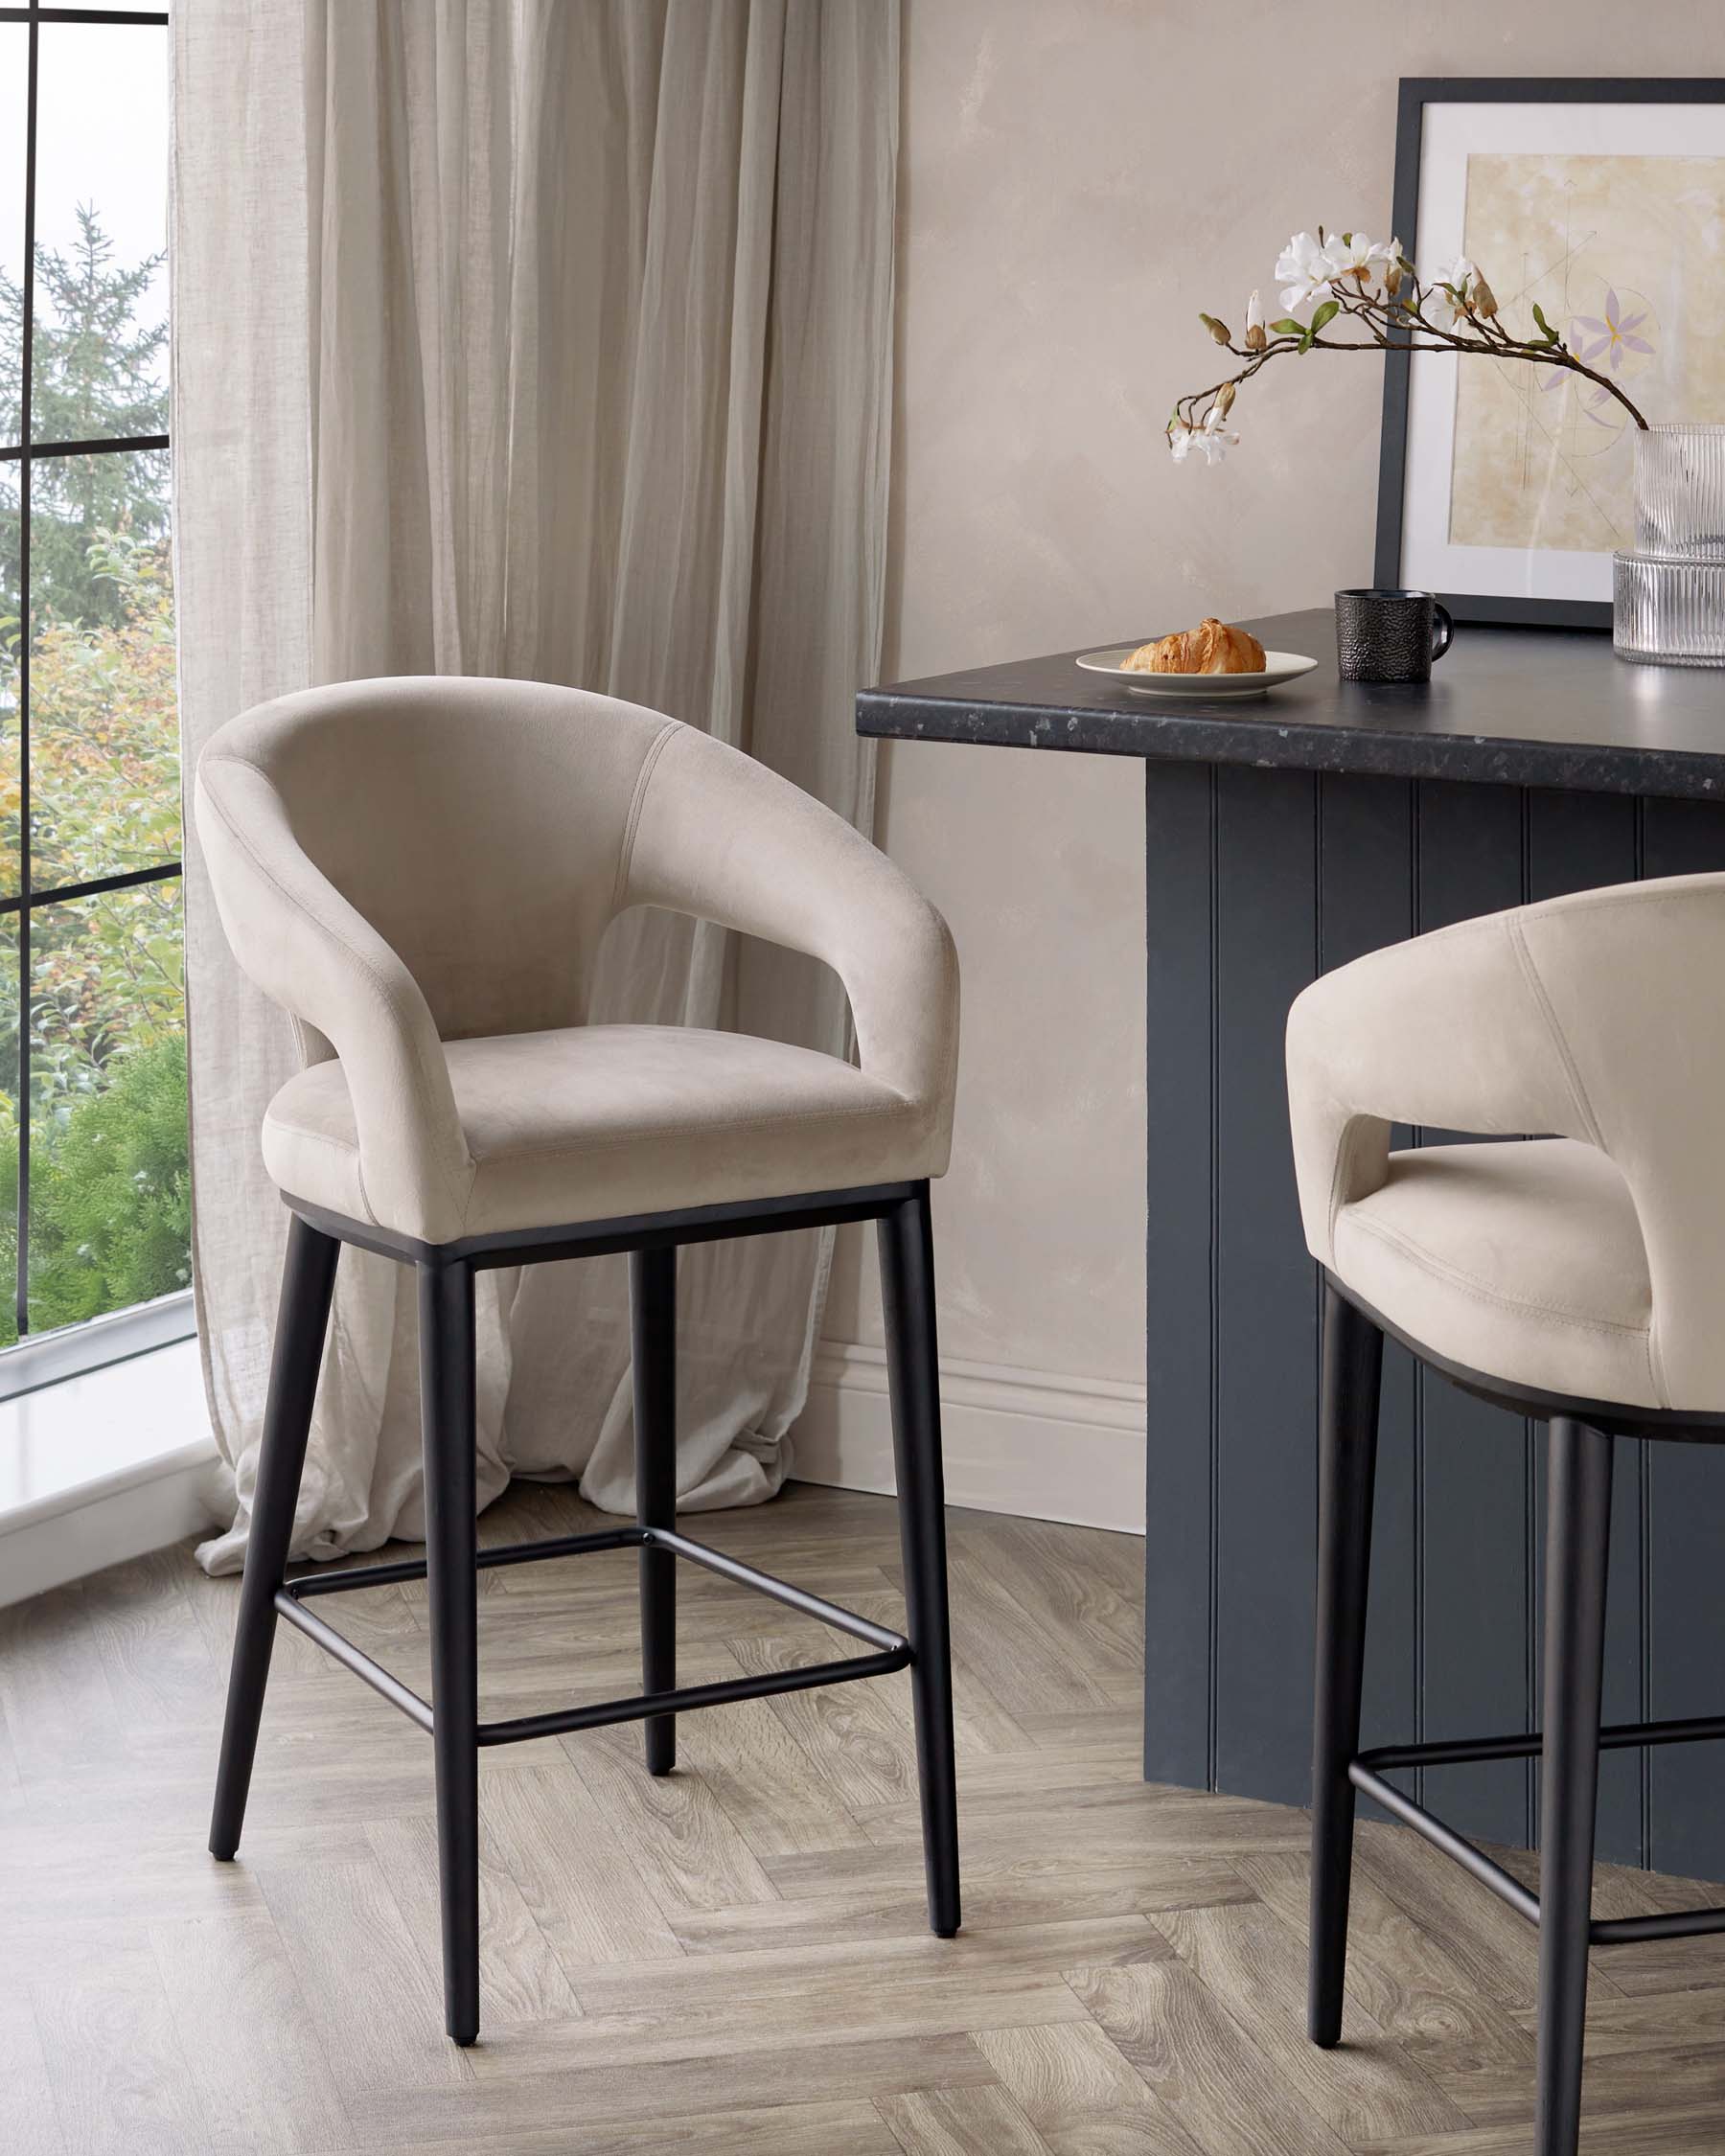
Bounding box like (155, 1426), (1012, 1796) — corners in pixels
(1286, 871), (1725, 2156)
(195, 677), (962, 2045)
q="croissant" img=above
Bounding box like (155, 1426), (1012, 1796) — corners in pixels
(1123, 618), (1266, 676)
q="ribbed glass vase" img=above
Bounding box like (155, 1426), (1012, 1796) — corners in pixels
(1613, 552), (1725, 666)
(1615, 425), (1725, 665)
(1633, 425), (1725, 553)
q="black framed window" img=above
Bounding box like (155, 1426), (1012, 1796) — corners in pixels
(1, 2), (186, 1355)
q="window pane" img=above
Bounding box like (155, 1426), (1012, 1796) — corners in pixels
(0, 915), (17, 1346)
(0, 461), (17, 902)
(0, 26), (24, 450)
(29, 447), (178, 889)
(27, 877), (187, 1334)
(32, 22), (169, 448)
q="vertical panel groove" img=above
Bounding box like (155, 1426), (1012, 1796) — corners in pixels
(1634, 793), (1651, 1869)
(1520, 785), (1536, 1851)
(1314, 776), (1326, 1759)
(1142, 762), (1222, 1794)
(1411, 779), (1426, 1807)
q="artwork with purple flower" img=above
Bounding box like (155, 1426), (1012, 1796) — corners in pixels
(1377, 83), (1725, 625)
(1535, 290), (1659, 429)
(1443, 150), (1714, 553)
(1571, 288), (1656, 372)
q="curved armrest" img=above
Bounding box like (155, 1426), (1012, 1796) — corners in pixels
(196, 753), (474, 1239)
(620, 723), (960, 1164)
(1286, 907), (1595, 1268)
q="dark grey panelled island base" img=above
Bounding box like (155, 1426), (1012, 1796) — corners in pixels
(860, 608), (1725, 1878)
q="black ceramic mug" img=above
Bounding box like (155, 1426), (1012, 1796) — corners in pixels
(1334, 588), (1454, 683)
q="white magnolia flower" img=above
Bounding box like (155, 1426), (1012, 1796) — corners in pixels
(1169, 407), (1239, 466)
(1246, 288), (1263, 333)
(1192, 406), (1239, 464)
(1322, 232), (1377, 281)
(1426, 253), (1476, 328)
(1322, 232), (1405, 296)
(1276, 230), (1332, 312)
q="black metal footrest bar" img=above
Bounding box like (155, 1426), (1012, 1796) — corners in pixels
(1357, 1709), (1725, 1775)
(1348, 1760), (1540, 1924)
(1351, 1721), (1725, 1945)
(275, 1524), (911, 1750)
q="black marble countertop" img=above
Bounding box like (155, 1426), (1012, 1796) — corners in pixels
(858, 608), (1725, 801)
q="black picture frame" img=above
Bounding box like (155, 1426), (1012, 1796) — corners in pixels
(1373, 76), (1725, 631)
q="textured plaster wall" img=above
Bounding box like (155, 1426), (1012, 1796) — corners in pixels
(817, 0), (1720, 1480)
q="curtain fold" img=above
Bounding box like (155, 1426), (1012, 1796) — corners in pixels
(172, 0), (900, 1571)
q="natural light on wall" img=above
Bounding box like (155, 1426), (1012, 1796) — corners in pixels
(0, 1), (188, 1388)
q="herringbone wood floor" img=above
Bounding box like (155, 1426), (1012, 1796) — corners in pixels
(6, 1480), (1725, 2152)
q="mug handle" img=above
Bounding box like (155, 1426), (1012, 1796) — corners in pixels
(1431, 602), (1454, 662)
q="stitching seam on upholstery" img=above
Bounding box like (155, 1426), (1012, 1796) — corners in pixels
(1344, 1209), (1650, 1338)
(1526, 883), (1722, 924)
(466, 1093), (911, 1167)
(612, 721), (681, 913)
(1325, 1111), (1377, 1256)
(199, 760), (478, 1226)
(934, 922), (961, 1112)
(263, 1118), (380, 1227)
(1507, 916), (1603, 1149)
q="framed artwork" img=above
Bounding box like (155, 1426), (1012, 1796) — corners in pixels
(1374, 78), (1725, 629)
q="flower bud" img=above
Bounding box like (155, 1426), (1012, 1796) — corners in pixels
(1244, 289), (1266, 351)
(1471, 274), (1498, 319)
(1202, 313), (1232, 346)
(1383, 260), (1402, 296)
(1214, 380), (1236, 418)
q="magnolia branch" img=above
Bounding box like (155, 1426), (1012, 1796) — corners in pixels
(1170, 257), (1650, 459)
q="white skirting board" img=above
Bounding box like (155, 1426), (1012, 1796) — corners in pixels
(0, 1445), (221, 1609)
(793, 1339), (1146, 1533)
(0, 1338), (224, 1610)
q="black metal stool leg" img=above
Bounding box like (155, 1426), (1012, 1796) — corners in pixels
(632, 1246), (678, 1776)
(1308, 1282), (1384, 2046)
(1536, 1417), (1613, 2156)
(421, 1256), (480, 2048)
(879, 1183), (960, 1938)
(210, 1214), (339, 1861)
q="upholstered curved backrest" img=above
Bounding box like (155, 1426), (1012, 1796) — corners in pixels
(196, 677), (959, 1244)
(200, 676), (673, 1044)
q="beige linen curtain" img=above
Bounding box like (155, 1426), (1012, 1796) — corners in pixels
(172, 0), (899, 1570)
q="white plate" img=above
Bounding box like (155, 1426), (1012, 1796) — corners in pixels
(1076, 646), (1319, 699)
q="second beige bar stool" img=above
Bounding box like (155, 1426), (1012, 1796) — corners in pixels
(1286, 870), (1725, 2156)
(195, 676), (962, 2045)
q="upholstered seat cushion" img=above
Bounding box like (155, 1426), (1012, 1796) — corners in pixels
(264, 1023), (936, 1241)
(1331, 1136), (1658, 1408)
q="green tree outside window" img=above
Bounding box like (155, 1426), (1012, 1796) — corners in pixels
(0, 206), (188, 1347)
